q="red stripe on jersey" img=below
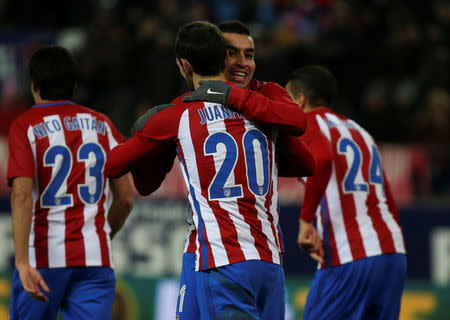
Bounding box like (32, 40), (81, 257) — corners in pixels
(330, 128), (365, 259)
(186, 227), (197, 253)
(95, 195), (110, 266)
(352, 131), (396, 254)
(223, 119), (257, 263)
(321, 197), (341, 267)
(229, 119), (273, 262)
(331, 128), (366, 260)
(34, 137), (51, 268)
(64, 130), (86, 266)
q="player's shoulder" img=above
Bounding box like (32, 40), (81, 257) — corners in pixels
(131, 103), (175, 135)
(250, 79), (283, 92)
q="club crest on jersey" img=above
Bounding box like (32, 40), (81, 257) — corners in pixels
(198, 104), (242, 125)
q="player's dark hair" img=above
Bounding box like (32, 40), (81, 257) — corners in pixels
(287, 65), (338, 108)
(175, 21), (225, 76)
(29, 45), (77, 100)
(217, 20), (251, 36)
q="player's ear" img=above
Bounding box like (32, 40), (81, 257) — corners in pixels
(180, 58), (193, 78)
(298, 93), (306, 109)
(31, 82), (40, 98)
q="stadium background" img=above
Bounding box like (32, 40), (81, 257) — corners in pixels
(0, 0), (448, 319)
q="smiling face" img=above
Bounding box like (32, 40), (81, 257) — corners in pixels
(223, 32), (256, 88)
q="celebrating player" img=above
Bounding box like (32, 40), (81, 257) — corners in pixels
(8, 45), (134, 320)
(176, 19), (317, 319)
(286, 65), (407, 319)
(106, 21), (313, 319)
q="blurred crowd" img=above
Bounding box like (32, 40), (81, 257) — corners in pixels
(0, 0), (448, 196)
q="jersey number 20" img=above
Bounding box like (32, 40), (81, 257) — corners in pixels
(205, 129), (270, 200)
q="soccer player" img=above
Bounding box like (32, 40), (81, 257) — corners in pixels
(7, 45), (134, 320)
(106, 21), (312, 319)
(286, 65), (407, 319)
(176, 19), (315, 319)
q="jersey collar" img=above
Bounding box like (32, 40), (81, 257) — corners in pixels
(32, 100), (75, 108)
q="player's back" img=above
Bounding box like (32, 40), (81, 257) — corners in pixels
(309, 107), (405, 267)
(176, 101), (282, 271)
(8, 101), (124, 269)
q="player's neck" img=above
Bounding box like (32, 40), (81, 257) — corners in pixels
(193, 73), (228, 89)
(33, 96), (55, 105)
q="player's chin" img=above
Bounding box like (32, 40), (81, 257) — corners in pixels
(232, 78), (250, 88)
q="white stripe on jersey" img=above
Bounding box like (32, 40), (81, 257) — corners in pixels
(178, 108), (229, 270)
(349, 121), (406, 254)
(105, 121), (119, 150)
(42, 115), (67, 267)
(317, 115), (353, 264)
(206, 114), (260, 261)
(326, 113), (382, 258)
(78, 113), (104, 266)
(243, 119), (279, 263)
(27, 126), (38, 268)
(315, 204), (324, 269)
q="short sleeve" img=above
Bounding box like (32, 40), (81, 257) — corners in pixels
(7, 119), (35, 186)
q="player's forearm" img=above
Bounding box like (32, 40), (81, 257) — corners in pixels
(11, 189), (33, 267)
(228, 88), (307, 136)
(107, 201), (132, 239)
(300, 159), (332, 222)
(107, 175), (134, 239)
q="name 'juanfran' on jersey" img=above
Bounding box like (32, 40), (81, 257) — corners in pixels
(198, 104), (243, 125)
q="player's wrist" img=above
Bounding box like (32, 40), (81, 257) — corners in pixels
(227, 87), (248, 112)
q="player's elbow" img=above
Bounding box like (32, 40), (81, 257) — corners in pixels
(115, 194), (134, 215)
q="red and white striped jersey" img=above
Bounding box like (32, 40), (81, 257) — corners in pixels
(300, 107), (406, 268)
(106, 84), (307, 271)
(7, 101), (124, 269)
(183, 80), (307, 255)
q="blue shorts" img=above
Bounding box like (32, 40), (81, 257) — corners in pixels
(10, 266), (116, 320)
(196, 260), (286, 320)
(176, 252), (200, 320)
(304, 253), (407, 320)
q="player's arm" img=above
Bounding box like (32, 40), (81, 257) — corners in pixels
(253, 82), (315, 177)
(183, 81), (307, 136)
(300, 128), (333, 222)
(11, 177), (50, 302)
(105, 105), (177, 195)
(126, 105), (177, 196)
(107, 174), (134, 239)
(296, 125), (333, 263)
(277, 136), (315, 177)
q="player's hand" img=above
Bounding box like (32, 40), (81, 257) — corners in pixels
(182, 80), (231, 105)
(16, 263), (50, 302)
(297, 219), (324, 264)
